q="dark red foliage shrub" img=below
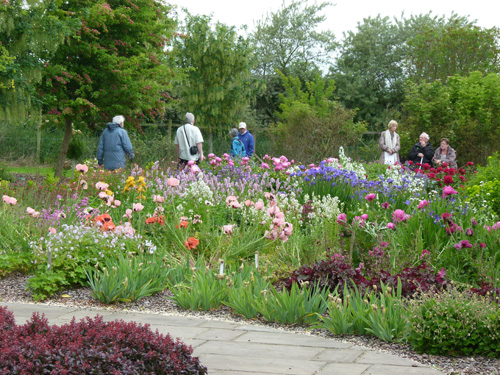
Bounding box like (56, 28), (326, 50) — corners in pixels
(470, 282), (500, 301)
(0, 306), (207, 375)
(282, 254), (369, 297)
(282, 255), (447, 298)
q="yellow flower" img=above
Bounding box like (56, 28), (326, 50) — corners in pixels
(106, 189), (113, 196)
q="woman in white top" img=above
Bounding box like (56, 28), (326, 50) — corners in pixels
(378, 120), (400, 165)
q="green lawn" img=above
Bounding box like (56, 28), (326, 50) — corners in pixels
(5, 166), (73, 178)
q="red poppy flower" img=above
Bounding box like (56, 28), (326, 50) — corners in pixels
(184, 237), (199, 250)
(176, 220), (189, 229)
(443, 175), (454, 185)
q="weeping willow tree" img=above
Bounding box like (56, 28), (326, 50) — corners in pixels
(0, 0), (74, 123)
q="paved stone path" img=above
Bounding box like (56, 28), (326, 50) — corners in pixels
(1, 302), (443, 375)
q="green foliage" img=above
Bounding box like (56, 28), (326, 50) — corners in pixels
(407, 20), (500, 83)
(402, 72), (500, 165)
(332, 15), (406, 128)
(407, 287), (500, 357)
(269, 74), (366, 163)
(314, 281), (409, 342)
(85, 251), (170, 304)
(253, 283), (329, 325)
(251, 0), (337, 125)
(173, 13), (254, 139)
(223, 264), (271, 319)
(466, 153), (500, 217)
(26, 270), (70, 301)
(0, 0), (75, 122)
(169, 266), (228, 311)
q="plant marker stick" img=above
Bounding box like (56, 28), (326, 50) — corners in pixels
(219, 260), (224, 275)
(255, 251), (259, 270)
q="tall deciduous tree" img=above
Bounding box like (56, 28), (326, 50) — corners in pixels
(406, 19), (500, 82)
(38, 0), (177, 177)
(269, 72), (366, 163)
(251, 0), (337, 124)
(172, 13), (254, 152)
(402, 72), (500, 165)
(0, 0), (74, 123)
(331, 15), (405, 130)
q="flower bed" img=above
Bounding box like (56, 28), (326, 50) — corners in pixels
(1, 150), (500, 359)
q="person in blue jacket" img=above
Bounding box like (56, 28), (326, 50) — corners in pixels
(97, 115), (134, 170)
(238, 122), (254, 157)
(229, 128), (246, 158)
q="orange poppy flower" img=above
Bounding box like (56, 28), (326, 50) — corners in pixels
(145, 215), (165, 225)
(184, 237), (199, 250)
(101, 221), (116, 232)
(176, 220), (189, 229)
(95, 214), (112, 225)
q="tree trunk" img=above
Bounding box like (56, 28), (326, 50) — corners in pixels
(54, 118), (73, 178)
(208, 131), (213, 154)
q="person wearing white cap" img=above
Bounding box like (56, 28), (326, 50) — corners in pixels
(238, 122), (254, 157)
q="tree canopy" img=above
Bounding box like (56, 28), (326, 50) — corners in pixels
(172, 12), (254, 149)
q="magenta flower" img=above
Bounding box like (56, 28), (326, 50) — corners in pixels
(381, 202), (390, 209)
(442, 186), (458, 198)
(420, 249), (430, 259)
(387, 222), (396, 229)
(261, 162), (270, 169)
(392, 209), (410, 223)
(365, 193), (376, 202)
(465, 228), (474, 237)
(337, 213), (347, 225)
(454, 240), (473, 249)
(417, 200), (428, 209)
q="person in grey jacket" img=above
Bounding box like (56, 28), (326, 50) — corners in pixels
(97, 115), (134, 170)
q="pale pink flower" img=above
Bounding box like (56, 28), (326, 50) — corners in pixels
(75, 164), (88, 173)
(80, 180), (88, 190)
(153, 195), (165, 204)
(133, 203), (144, 212)
(261, 162), (270, 169)
(115, 222), (135, 237)
(226, 195), (238, 205)
(255, 201), (265, 210)
(48, 227), (57, 234)
(244, 200), (254, 207)
(32, 211), (40, 218)
(2, 195), (16, 205)
(283, 222), (293, 236)
(223, 224), (235, 235)
(208, 153), (215, 158)
(190, 164), (201, 174)
(26, 207), (36, 216)
(229, 200), (241, 209)
(264, 192), (275, 201)
(268, 205), (280, 217)
(95, 182), (109, 191)
(166, 177), (180, 187)
(123, 209), (133, 219)
(112, 199), (121, 208)
(98, 191), (108, 200)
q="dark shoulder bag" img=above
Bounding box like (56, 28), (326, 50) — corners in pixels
(183, 126), (198, 155)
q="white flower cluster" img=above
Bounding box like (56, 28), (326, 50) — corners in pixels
(181, 179), (214, 203)
(384, 163), (426, 194)
(29, 224), (143, 265)
(338, 147), (366, 179)
(311, 194), (342, 221)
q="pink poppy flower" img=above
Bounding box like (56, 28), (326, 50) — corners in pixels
(417, 200), (428, 209)
(95, 182), (109, 191)
(223, 224), (235, 235)
(365, 193), (376, 202)
(245, 200), (254, 207)
(2, 195), (17, 205)
(132, 203), (144, 212)
(113, 200), (121, 208)
(123, 209), (133, 219)
(153, 195), (165, 204)
(255, 201), (265, 210)
(26, 207), (36, 216)
(80, 180), (88, 190)
(387, 222), (396, 229)
(166, 177), (180, 187)
(75, 164), (89, 173)
(48, 227), (57, 234)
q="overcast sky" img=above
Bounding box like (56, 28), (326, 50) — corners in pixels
(166, 0), (498, 38)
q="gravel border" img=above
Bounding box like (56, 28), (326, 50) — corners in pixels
(0, 274), (499, 375)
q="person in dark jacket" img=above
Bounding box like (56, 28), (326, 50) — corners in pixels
(238, 122), (254, 157)
(407, 132), (434, 167)
(97, 115), (134, 170)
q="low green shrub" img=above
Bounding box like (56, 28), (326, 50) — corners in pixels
(407, 287), (500, 357)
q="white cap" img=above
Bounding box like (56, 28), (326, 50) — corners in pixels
(238, 122), (247, 129)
